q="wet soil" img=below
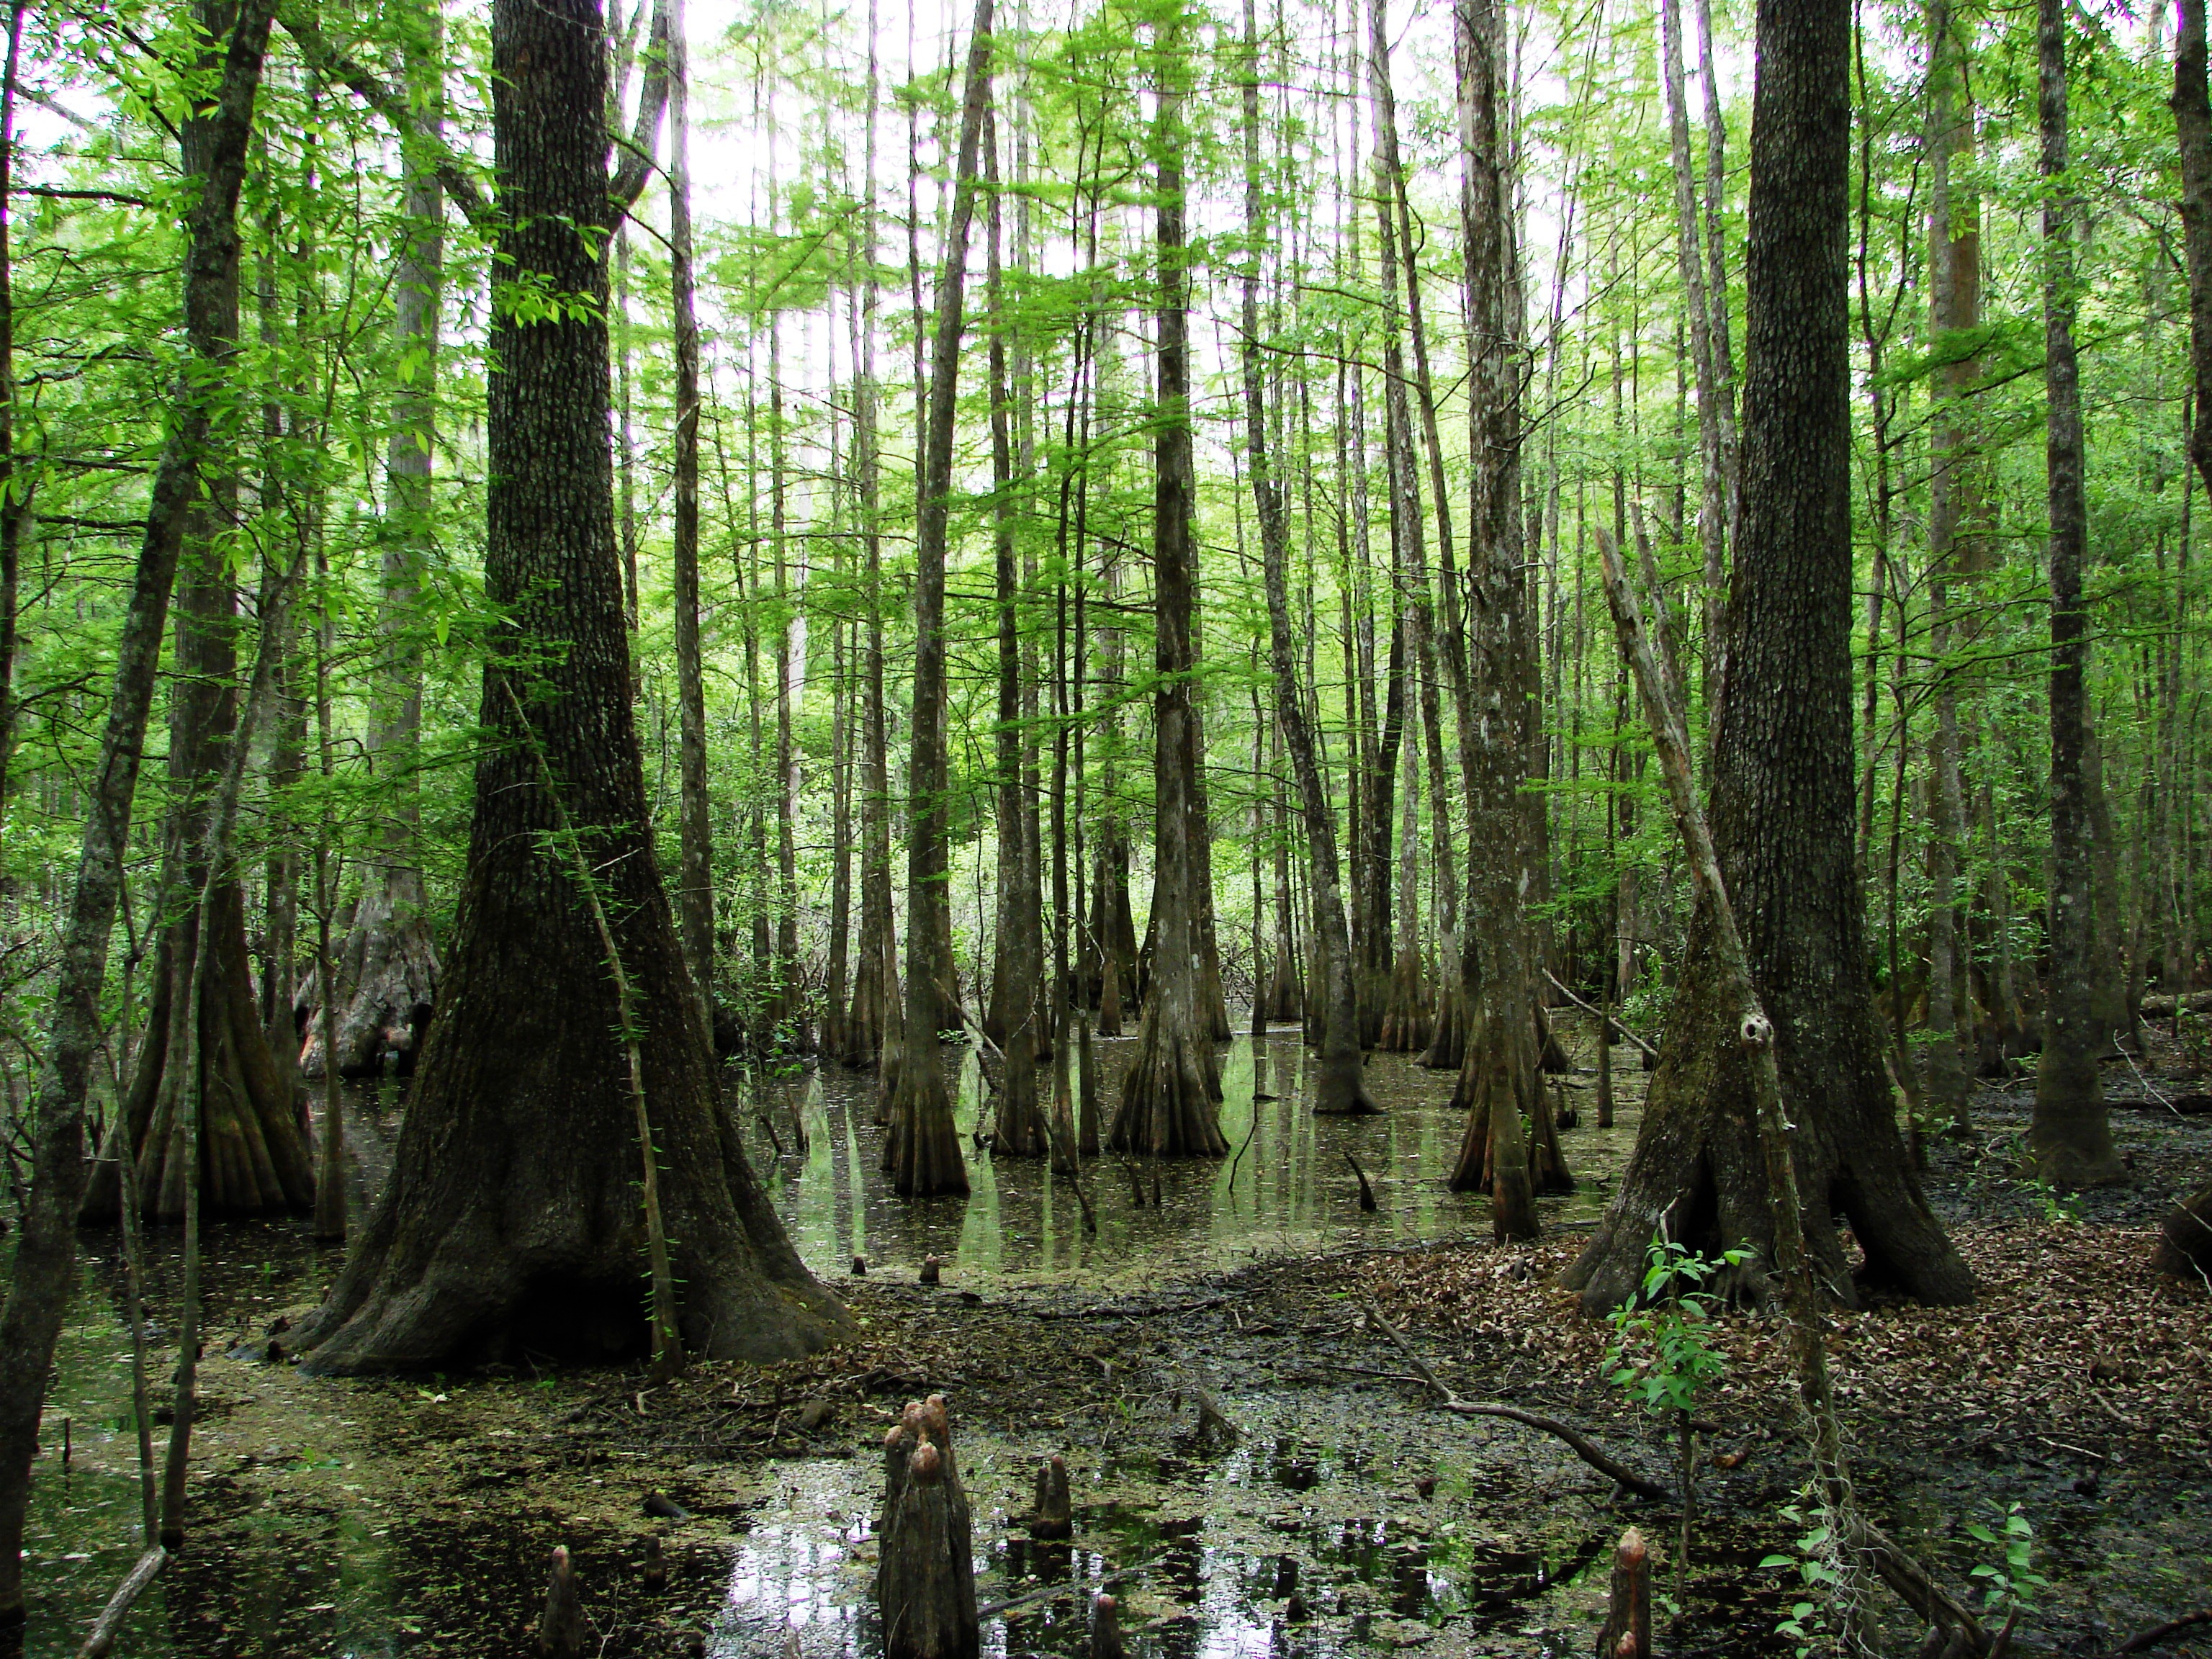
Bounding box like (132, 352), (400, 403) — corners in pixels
(11, 1017), (2210, 1658)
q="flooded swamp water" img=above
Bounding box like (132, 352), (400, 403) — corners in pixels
(11, 1015), (2211, 1658)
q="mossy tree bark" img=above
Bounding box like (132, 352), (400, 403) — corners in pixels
(1112, 6), (1228, 1157)
(293, 0), (850, 1370)
(881, 0), (994, 1196)
(1563, 0), (1977, 1313)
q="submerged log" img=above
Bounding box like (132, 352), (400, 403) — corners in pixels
(876, 1396), (979, 1659)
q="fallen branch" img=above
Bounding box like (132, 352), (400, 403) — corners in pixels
(974, 1553), (1172, 1619)
(2110, 1609), (2212, 1656)
(78, 1547), (166, 1658)
(1359, 1295), (1674, 1503)
(1854, 1519), (1987, 1653)
(1542, 968), (1659, 1061)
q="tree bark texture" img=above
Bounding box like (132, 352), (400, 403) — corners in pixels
(1444, 0), (1548, 1235)
(1563, 0), (1976, 1311)
(1244, 6), (1374, 1117)
(881, 0), (995, 1196)
(1112, 7), (1228, 1157)
(0, 0), (276, 1623)
(295, 0), (850, 1370)
(2030, 0), (2123, 1187)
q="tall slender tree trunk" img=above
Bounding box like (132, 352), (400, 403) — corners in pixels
(1244, 0), (1373, 1115)
(1444, 0), (1551, 1231)
(986, 103), (1046, 1154)
(0, 0), (276, 1619)
(845, 9), (897, 1070)
(90, 2), (314, 1223)
(318, 4), (444, 1080)
(2029, 0), (2123, 1187)
(1365, 0), (1465, 1069)
(1113, 5), (1228, 1156)
(881, 0), (996, 1197)
(667, 0), (714, 1027)
(1922, 0), (1973, 1130)
(1660, 0), (1730, 720)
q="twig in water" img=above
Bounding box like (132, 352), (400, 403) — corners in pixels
(975, 1552), (1172, 1619)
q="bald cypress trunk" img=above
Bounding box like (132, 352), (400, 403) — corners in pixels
(881, 0), (995, 1196)
(0, 0), (276, 1619)
(1565, 0), (1974, 1311)
(986, 104), (1045, 1156)
(295, 0), (850, 1370)
(2029, 0), (2123, 1187)
(1112, 7), (1228, 1156)
(89, 1), (313, 1223)
(318, 7), (444, 1080)
(844, 17), (897, 1070)
(1243, 0), (1372, 1115)
(1444, 0), (1552, 1232)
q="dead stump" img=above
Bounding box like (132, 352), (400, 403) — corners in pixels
(2152, 1177), (2212, 1286)
(1595, 1527), (1649, 1659)
(1031, 1455), (1073, 1542)
(876, 1395), (979, 1659)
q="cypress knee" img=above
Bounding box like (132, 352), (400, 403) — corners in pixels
(1594, 1527), (1649, 1659)
(1031, 1454), (1072, 1542)
(538, 1545), (585, 1659)
(876, 1397), (979, 1659)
